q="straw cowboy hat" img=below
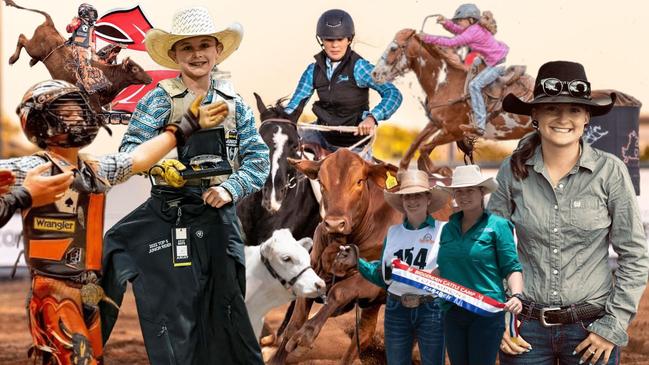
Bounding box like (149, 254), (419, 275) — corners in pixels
(145, 6), (243, 69)
(437, 165), (498, 194)
(503, 60), (616, 117)
(384, 170), (450, 214)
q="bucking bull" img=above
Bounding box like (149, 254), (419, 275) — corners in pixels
(269, 149), (452, 364)
(4, 0), (152, 112)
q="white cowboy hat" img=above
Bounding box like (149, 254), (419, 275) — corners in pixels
(437, 165), (498, 194)
(145, 6), (243, 69)
(384, 170), (450, 214)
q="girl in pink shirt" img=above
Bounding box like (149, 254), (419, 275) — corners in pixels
(420, 3), (509, 137)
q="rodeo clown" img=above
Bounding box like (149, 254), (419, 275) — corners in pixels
(102, 6), (268, 365)
(0, 79), (226, 364)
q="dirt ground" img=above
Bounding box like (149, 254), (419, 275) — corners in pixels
(1, 277), (648, 364)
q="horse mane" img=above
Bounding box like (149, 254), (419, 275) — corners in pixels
(411, 32), (467, 71)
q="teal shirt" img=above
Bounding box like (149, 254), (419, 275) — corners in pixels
(358, 216), (438, 289)
(438, 211), (522, 304)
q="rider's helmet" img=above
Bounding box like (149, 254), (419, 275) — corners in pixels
(17, 80), (101, 149)
(78, 3), (98, 24)
(452, 3), (481, 22)
(316, 9), (355, 41)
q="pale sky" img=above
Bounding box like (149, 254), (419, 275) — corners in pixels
(1, 0), (647, 153)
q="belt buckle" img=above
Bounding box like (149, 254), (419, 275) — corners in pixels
(400, 294), (420, 308)
(539, 306), (562, 327)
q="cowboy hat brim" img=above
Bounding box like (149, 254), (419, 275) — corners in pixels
(145, 23), (243, 70)
(437, 176), (498, 195)
(384, 186), (450, 215)
(502, 92), (617, 117)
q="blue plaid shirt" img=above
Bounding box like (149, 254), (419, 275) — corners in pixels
(119, 78), (270, 203)
(285, 57), (402, 122)
(0, 153), (133, 187)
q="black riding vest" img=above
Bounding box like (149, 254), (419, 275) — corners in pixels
(22, 152), (109, 278)
(312, 49), (369, 147)
(70, 22), (93, 48)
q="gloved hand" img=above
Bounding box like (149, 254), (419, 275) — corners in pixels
(164, 94), (229, 145)
(150, 159), (187, 188)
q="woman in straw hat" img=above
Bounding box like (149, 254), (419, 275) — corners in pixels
(355, 169), (448, 365)
(488, 60), (648, 365)
(105, 6), (268, 365)
(436, 164), (523, 365)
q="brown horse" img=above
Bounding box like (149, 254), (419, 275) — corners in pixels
(4, 0), (152, 112)
(372, 28), (534, 170)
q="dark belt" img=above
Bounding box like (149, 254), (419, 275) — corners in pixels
(519, 299), (605, 327)
(388, 292), (437, 309)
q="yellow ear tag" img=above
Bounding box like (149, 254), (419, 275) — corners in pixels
(385, 172), (398, 189)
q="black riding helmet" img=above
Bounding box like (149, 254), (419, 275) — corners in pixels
(316, 9), (355, 42)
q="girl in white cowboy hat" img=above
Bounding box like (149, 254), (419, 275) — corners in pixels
(109, 6), (268, 365)
(489, 60), (648, 365)
(356, 169), (449, 365)
(436, 164), (523, 365)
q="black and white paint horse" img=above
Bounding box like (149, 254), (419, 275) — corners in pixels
(236, 94), (320, 246)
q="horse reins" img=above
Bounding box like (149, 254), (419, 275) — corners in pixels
(331, 244), (363, 359)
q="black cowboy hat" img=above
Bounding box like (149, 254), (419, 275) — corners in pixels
(503, 60), (616, 117)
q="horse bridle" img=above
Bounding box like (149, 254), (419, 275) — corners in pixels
(260, 248), (313, 294)
(259, 118), (308, 191)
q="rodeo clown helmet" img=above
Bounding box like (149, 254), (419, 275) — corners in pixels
(17, 80), (102, 149)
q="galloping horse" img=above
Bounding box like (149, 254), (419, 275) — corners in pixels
(4, 0), (152, 112)
(236, 93), (320, 246)
(372, 28), (534, 170)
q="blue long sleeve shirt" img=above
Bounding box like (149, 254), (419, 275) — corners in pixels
(285, 57), (402, 122)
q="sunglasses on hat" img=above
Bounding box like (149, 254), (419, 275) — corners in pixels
(535, 78), (591, 99)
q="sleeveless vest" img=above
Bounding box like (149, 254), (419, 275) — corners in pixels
(23, 152), (109, 278)
(70, 22), (93, 48)
(158, 75), (240, 186)
(312, 49), (369, 147)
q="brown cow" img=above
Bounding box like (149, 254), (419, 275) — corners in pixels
(4, 0), (152, 112)
(268, 149), (401, 364)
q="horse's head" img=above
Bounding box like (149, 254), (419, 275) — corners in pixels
(290, 149), (395, 236)
(372, 28), (461, 90)
(372, 29), (417, 84)
(255, 93), (307, 213)
(260, 229), (325, 298)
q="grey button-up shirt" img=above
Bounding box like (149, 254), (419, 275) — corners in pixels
(487, 142), (648, 346)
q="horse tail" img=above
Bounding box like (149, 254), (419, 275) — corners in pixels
(3, 0), (54, 26)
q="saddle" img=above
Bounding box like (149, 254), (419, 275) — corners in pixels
(465, 62), (534, 119)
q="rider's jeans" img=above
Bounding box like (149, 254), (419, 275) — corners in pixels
(444, 305), (505, 365)
(468, 58), (505, 131)
(384, 296), (445, 365)
(499, 318), (620, 365)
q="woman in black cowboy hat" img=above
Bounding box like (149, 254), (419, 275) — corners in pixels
(488, 61), (648, 365)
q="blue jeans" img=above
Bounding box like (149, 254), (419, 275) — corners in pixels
(384, 296), (445, 365)
(468, 58), (505, 130)
(444, 305), (505, 365)
(300, 127), (372, 161)
(499, 318), (620, 365)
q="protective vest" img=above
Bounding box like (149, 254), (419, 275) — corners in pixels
(312, 49), (369, 147)
(158, 76), (239, 186)
(22, 152), (109, 278)
(70, 21), (93, 48)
